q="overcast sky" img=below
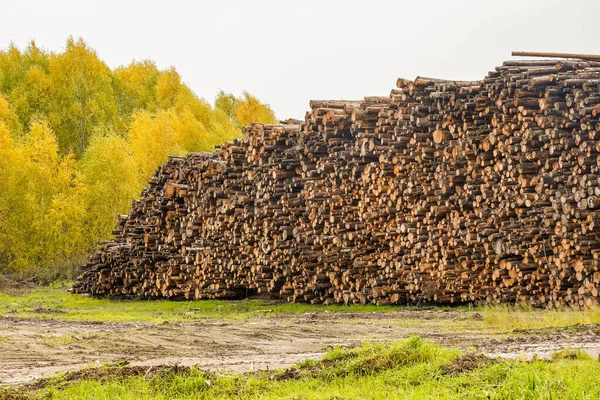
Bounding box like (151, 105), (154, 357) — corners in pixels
(1, 0), (599, 119)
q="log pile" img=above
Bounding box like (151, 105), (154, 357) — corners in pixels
(74, 56), (600, 308)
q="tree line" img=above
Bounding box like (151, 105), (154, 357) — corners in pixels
(0, 38), (277, 278)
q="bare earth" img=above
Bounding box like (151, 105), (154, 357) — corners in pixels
(1, 311), (599, 385)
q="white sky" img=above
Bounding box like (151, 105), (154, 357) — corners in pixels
(1, 0), (599, 119)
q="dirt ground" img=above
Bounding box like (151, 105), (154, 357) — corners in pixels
(2, 310), (600, 385)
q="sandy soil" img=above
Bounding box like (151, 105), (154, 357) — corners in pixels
(1, 311), (599, 385)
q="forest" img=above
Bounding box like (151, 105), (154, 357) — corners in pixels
(0, 37), (277, 280)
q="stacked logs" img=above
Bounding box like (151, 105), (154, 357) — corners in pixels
(74, 57), (600, 308)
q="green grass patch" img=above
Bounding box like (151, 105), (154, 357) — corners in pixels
(478, 304), (600, 333)
(0, 284), (401, 323)
(2, 337), (599, 400)
(1, 285), (600, 334)
(42, 335), (80, 347)
(551, 348), (593, 361)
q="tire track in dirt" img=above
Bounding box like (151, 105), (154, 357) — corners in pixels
(1, 313), (599, 385)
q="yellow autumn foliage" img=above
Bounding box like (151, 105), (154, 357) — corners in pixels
(0, 38), (278, 277)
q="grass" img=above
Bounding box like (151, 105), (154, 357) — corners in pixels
(42, 335), (80, 347)
(0, 283), (402, 323)
(2, 337), (599, 400)
(1, 284), (599, 334)
(477, 304), (600, 333)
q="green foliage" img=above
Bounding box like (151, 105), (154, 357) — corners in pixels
(6, 338), (600, 399)
(113, 60), (160, 116)
(0, 38), (278, 276)
(46, 37), (120, 156)
(214, 90), (239, 122)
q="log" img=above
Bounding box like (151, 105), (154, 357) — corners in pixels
(512, 51), (600, 61)
(73, 55), (600, 309)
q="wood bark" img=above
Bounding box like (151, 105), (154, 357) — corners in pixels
(74, 57), (600, 308)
